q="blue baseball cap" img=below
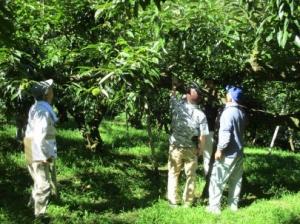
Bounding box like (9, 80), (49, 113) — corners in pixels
(225, 85), (243, 102)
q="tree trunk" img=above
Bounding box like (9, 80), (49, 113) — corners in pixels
(145, 100), (160, 195)
(55, 102), (69, 123)
(145, 102), (158, 173)
(15, 114), (27, 143)
(84, 122), (103, 152)
(72, 112), (103, 152)
(288, 127), (295, 152)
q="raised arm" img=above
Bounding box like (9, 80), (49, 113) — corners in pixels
(171, 76), (178, 96)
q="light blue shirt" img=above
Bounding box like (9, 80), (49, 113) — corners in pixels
(217, 102), (247, 157)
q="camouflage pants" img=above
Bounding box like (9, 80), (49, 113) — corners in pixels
(167, 145), (198, 205)
(208, 155), (243, 211)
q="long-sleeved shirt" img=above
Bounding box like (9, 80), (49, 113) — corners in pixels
(169, 96), (209, 148)
(25, 101), (57, 162)
(217, 102), (247, 157)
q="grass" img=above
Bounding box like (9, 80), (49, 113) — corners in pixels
(0, 118), (300, 223)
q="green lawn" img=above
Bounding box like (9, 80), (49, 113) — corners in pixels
(0, 119), (300, 224)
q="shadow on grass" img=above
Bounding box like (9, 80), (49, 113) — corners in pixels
(57, 147), (165, 214)
(3, 126), (300, 223)
(284, 215), (300, 224)
(240, 152), (300, 207)
(101, 121), (169, 151)
(0, 152), (34, 223)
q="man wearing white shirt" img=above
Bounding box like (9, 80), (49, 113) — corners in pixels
(24, 79), (58, 220)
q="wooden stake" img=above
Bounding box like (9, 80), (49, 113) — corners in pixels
(269, 125), (280, 153)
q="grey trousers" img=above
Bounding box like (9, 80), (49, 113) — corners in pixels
(208, 155), (243, 210)
(28, 162), (53, 216)
(203, 131), (214, 175)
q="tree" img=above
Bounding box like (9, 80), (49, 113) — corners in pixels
(0, 0), (299, 151)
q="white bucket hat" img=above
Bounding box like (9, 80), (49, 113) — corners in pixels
(31, 79), (54, 99)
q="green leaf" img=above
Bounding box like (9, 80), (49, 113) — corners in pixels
(256, 18), (267, 35)
(151, 57), (159, 64)
(99, 72), (114, 85)
(144, 79), (154, 88)
(116, 37), (128, 46)
(95, 9), (103, 21)
(266, 32), (274, 42)
(289, 0), (295, 16)
(277, 29), (283, 47)
(10, 90), (21, 101)
(284, 18), (289, 30)
(101, 89), (109, 98)
(294, 35), (300, 48)
(94, 2), (113, 20)
(281, 30), (289, 48)
(278, 3), (285, 20)
(126, 30), (134, 38)
(276, 0), (282, 8)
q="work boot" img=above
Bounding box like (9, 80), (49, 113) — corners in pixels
(206, 206), (221, 215)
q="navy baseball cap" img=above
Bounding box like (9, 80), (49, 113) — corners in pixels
(226, 85), (243, 102)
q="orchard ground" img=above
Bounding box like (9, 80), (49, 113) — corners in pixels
(1, 116), (300, 224)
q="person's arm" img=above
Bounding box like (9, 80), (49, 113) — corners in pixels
(171, 76), (179, 96)
(215, 109), (232, 160)
(170, 77), (180, 110)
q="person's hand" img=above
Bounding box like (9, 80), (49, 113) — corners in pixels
(171, 77), (178, 96)
(214, 149), (223, 160)
(46, 157), (53, 163)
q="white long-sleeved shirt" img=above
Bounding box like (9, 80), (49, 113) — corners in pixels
(25, 101), (57, 162)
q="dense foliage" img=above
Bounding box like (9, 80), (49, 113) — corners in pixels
(0, 0), (299, 150)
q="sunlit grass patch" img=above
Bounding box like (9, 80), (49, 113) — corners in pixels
(57, 128), (82, 140)
(0, 124), (16, 137)
(117, 146), (152, 157)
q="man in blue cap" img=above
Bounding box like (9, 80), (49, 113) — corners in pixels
(206, 85), (247, 214)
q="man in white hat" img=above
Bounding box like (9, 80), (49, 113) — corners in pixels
(24, 79), (58, 220)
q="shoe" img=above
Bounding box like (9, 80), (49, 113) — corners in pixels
(169, 202), (179, 208)
(168, 199), (179, 208)
(206, 206), (221, 215)
(183, 202), (192, 208)
(230, 205), (238, 212)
